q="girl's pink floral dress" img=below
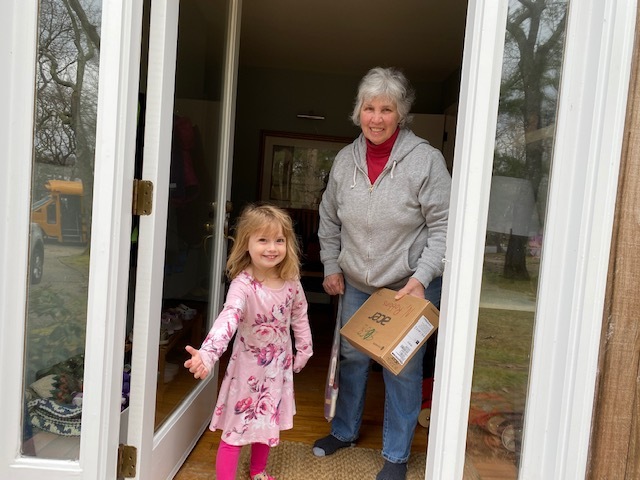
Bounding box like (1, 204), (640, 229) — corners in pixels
(198, 271), (313, 447)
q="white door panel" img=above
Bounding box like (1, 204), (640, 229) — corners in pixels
(126, 0), (240, 478)
(126, 1), (180, 477)
(0, 0), (144, 478)
(428, 0), (636, 479)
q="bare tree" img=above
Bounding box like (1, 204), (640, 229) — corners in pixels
(34, 0), (101, 222)
(494, 0), (567, 279)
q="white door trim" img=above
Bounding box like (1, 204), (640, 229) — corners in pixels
(520, 0), (636, 478)
(0, 0), (41, 468)
(429, 0), (637, 479)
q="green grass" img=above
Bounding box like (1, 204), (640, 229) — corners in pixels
(472, 306), (534, 411)
(25, 267), (88, 384)
(58, 249), (91, 273)
(482, 252), (539, 296)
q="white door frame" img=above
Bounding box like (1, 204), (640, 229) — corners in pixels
(520, 0), (635, 477)
(427, 1), (508, 478)
(0, 0), (144, 478)
(428, 0), (636, 479)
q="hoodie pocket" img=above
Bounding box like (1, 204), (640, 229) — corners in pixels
(339, 247), (413, 288)
(367, 248), (414, 287)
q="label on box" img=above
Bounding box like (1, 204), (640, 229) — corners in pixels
(391, 315), (435, 365)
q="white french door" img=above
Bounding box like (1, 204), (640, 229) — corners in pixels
(1, 0), (148, 477)
(125, 0), (240, 478)
(0, 0), (240, 478)
(427, 0), (636, 479)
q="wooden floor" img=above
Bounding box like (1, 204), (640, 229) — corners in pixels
(172, 302), (518, 479)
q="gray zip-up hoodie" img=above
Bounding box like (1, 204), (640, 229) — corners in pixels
(318, 128), (451, 294)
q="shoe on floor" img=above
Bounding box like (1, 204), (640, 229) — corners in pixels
(161, 311), (183, 332)
(176, 303), (197, 320)
(376, 460), (408, 480)
(159, 327), (171, 345)
(312, 434), (355, 457)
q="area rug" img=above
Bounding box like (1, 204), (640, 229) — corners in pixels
(175, 440), (481, 479)
(237, 440), (428, 480)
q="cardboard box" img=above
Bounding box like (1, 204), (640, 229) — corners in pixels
(340, 288), (439, 375)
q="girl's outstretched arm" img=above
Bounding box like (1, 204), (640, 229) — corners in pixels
(187, 278), (247, 376)
(184, 345), (210, 379)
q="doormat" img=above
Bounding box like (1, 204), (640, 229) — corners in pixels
(237, 440), (427, 480)
(176, 440), (480, 479)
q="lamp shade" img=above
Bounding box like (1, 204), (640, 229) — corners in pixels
(487, 176), (540, 236)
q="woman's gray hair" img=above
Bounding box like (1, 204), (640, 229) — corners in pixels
(350, 67), (416, 127)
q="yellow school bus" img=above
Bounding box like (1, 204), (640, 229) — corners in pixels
(31, 180), (88, 243)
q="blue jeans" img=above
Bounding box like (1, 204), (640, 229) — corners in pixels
(331, 278), (442, 464)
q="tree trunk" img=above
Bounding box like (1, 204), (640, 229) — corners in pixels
(503, 234), (530, 280)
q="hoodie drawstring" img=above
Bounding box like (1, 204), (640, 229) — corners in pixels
(352, 160), (397, 188)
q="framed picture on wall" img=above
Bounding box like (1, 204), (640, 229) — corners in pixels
(259, 131), (353, 209)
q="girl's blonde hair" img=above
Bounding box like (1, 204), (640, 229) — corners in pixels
(226, 203), (301, 281)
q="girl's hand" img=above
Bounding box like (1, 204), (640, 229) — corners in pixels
(293, 352), (310, 373)
(184, 345), (210, 379)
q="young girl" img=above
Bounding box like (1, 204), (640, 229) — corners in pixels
(184, 203), (313, 480)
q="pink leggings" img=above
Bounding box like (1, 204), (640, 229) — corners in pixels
(216, 439), (271, 480)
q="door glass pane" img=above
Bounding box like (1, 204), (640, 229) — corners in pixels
(21, 0), (103, 460)
(465, 0), (568, 477)
(151, 0), (228, 429)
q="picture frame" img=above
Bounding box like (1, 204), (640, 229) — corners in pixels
(259, 131), (353, 209)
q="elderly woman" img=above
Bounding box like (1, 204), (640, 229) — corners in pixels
(312, 67), (451, 480)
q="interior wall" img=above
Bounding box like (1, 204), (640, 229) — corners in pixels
(230, 66), (450, 214)
(442, 68), (462, 113)
(140, 2), (460, 223)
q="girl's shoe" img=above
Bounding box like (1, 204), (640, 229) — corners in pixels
(250, 472), (275, 480)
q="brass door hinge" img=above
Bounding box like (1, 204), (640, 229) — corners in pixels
(117, 444), (137, 478)
(132, 179), (153, 216)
